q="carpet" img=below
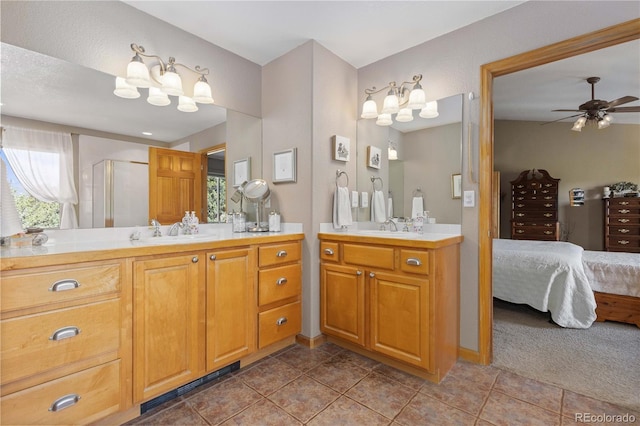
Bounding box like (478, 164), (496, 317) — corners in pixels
(492, 299), (640, 411)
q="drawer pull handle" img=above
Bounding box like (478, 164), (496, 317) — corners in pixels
(49, 326), (81, 341)
(544, 213), (553, 218)
(516, 203), (524, 208)
(406, 258), (422, 266)
(544, 231), (553, 235)
(516, 230), (524, 234)
(619, 201), (630, 205)
(276, 277), (288, 286)
(544, 203), (553, 208)
(49, 279), (80, 292)
(516, 213), (525, 217)
(369, 272), (375, 278)
(192, 256), (199, 263)
(618, 240), (630, 245)
(210, 255), (216, 261)
(619, 229), (630, 234)
(276, 317), (288, 326)
(276, 250), (288, 258)
(356, 270), (362, 276)
(323, 248), (334, 255)
(618, 219), (630, 223)
(618, 209), (631, 214)
(49, 394), (80, 412)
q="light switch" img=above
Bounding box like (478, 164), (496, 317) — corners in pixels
(351, 191), (359, 208)
(360, 192), (369, 208)
(463, 190), (475, 207)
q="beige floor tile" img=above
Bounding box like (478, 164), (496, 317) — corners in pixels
(331, 349), (381, 370)
(420, 373), (491, 416)
(493, 370), (562, 413)
(562, 390), (640, 420)
(187, 377), (263, 424)
(345, 372), (418, 419)
(307, 396), (392, 426)
(237, 356), (302, 396)
(220, 398), (302, 425)
(131, 401), (208, 425)
(373, 363), (428, 391)
(450, 360), (500, 391)
(395, 392), (477, 426)
(268, 375), (340, 423)
(275, 344), (336, 371)
(306, 355), (369, 393)
(480, 391), (560, 426)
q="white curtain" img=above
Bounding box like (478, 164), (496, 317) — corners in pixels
(3, 126), (79, 229)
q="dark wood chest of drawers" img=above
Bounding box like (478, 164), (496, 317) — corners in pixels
(510, 169), (560, 241)
(604, 197), (640, 252)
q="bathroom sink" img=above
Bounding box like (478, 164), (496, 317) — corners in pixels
(133, 233), (219, 245)
(356, 230), (421, 239)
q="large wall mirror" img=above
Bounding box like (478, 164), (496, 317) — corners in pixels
(0, 42), (262, 229)
(356, 93), (463, 224)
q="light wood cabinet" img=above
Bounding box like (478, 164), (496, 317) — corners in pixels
(319, 235), (460, 383)
(133, 253), (205, 403)
(206, 247), (256, 371)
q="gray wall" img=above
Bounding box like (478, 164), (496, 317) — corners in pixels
(495, 120), (640, 250)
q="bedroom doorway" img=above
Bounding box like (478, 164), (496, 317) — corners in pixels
(477, 19), (640, 365)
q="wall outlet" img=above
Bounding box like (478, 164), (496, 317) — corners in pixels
(463, 190), (475, 207)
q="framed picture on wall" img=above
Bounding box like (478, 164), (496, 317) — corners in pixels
(233, 157), (250, 187)
(452, 173), (462, 199)
(366, 145), (381, 169)
(332, 135), (350, 162)
(273, 148), (297, 183)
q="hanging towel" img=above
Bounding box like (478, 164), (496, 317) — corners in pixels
(411, 196), (424, 219)
(333, 186), (353, 229)
(387, 196), (393, 218)
(371, 190), (386, 223)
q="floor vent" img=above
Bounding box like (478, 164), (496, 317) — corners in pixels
(140, 361), (240, 414)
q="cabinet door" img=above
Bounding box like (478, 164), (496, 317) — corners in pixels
(206, 248), (256, 371)
(369, 271), (430, 370)
(320, 263), (366, 347)
(133, 254), (204, 402)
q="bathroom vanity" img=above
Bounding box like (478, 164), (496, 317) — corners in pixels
(318, 230), (462, 383)
(0, 227), (303, 425)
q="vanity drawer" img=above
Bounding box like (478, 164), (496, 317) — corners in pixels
(1, 260), (122, 314)
(399, 249), (430, 275)
(1, 360), (121, 426)
(1, 299), (120, 385)
(258, 301), (301, 348)
(320, 241), (339, 262)
(343, 244), (394, 270)
(258, 264), (301, 306)
(258, 242), (301, 267)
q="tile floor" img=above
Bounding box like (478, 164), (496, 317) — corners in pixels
(125, 343), (638, 425)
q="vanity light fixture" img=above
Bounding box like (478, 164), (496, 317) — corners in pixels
(113, 43), (214, 112)
(361, 74), (438, 126)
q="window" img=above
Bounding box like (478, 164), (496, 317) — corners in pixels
(207, 175), (226, 223)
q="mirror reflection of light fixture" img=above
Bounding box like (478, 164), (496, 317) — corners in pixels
(419, 100), (439, 118)
(114, 43), (214, 112)
(388, 140), (398, 160)
(571, 111), (612, 132)
(362, 74), (433, 126)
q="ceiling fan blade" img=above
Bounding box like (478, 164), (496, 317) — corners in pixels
(541, 113), (584, 125)
(607, 106), (640, 113)
(552, 109), (583, 112)
(606, 96), (639, 108)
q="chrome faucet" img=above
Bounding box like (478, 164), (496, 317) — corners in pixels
(380, 219), (398, 232)
(150, 219), (162, 237)
(167, 222), (185, 236)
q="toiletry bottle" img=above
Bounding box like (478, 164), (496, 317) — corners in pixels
(190, 211), (199, 234)
(182, 211), (191, 234)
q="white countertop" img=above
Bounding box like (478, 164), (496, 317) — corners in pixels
(1, 223), (303, 259)
(318, 222), (461, 242)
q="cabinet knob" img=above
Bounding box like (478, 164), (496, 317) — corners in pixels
(209, 255), (216, 261)
(369, 272), (375, 278)
(276, 277), (288, 286)
(276, 250), (288, 258)
(276, 317), (288, 326)
(192, 256), (199, 263)
(323, 248), (334, 255)
(356, 270), (362, 276)
(49, 279), (80, 292)
(49, 326), (81, 341)
(49, 393), (81, 412)
(405, 258), (422, 266)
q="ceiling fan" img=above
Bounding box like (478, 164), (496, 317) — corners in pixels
(548, 76), (640, 131)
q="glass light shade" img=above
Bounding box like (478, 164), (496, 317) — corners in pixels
(381, 94), (400, 115)
(161, 70), (184, 96)
(395, 108), (414, 122)
(388, 147), (398, 160)
(407, 87), (426, 109)
(361, 98), (378, 119)
(419, 101), (439, 118)
(192, 79), (214, 104)
(571, 116), (586, 132)
(597, 118), (611, 129)
(125, 59), (151, 88)
(177, 96), (198, 112)
(376, 113), (393, 126)
(147, 86), (171, 106)
(113, 77), (140, 99)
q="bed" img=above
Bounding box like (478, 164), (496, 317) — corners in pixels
(493, 239), (640, 328)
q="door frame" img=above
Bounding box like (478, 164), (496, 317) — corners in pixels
(477, 19), (640, 364)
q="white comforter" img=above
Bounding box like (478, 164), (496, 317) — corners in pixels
(493, 239), (597, 328)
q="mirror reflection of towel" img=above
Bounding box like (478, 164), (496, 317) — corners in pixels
(371, 190), (386, 223)
(411, 196), (424, 218)
(333, 186), (352, 229)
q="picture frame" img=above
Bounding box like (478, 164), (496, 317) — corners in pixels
(452, 173), (462, 199)
(233, 157), (250, 187)
(332, 135), (350, 162)
(273, 148), (297, 183)
(366, 145), (381, 169)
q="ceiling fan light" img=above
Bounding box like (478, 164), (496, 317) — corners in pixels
(113, 77), (140, 99)
(161, 68), (184, 96)
(381, 92), (400, 115)
(597, 118), (611, 129)
(361, 96), (379, 119)
(396, 108), (414, 122)
(125, 55), (151, 88)
(376, 113), (393, 126)
(571, 116), (586, 131)
(147, 86), (171, 106)
(177, 96), (198, 112)
(192, 77), (214, 104)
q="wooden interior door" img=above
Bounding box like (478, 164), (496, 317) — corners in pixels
(148, 147), (202, 225)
